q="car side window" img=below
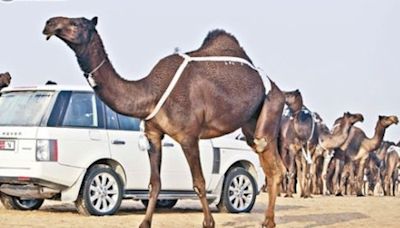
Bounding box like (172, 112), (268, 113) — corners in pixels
(62, 92), (98, 128)
(117, 113), (140, 131)
(104, 105), (119, 130)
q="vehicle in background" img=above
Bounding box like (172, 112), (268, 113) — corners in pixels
(0, 85), (264, 215)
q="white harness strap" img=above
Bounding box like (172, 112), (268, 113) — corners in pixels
(388, 145), (400, 157)
(145, 53), (260, 120)
(302, 110), (318, 165)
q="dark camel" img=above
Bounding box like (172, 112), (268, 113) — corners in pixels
(364, 141), (394, 196)
(335, 115), (398, 196)
(0, 72), (11, 89)
(280, 90), (364, 196)
(312, 112), (364, 195)
(43, 16), (285, 228)
(279, 90), (318, 198)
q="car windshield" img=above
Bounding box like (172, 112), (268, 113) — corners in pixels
(0, 90), (54, 126)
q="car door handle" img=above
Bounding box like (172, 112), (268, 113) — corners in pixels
(163, 142), (174, 147)
(112, 140), (126, 145)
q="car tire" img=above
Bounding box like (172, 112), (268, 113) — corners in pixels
(217, 167), (257, 213)
(0, 193), (44, 210)
(75, 164), (123, 216)
(141, 199), (178, 209)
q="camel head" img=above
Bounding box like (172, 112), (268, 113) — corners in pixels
(284, 89), (303, 113)
(343, 112), (364, 125)
(43, 16), (98, 47)
(378, 115), (399, 128)
(0, 72), (11, 89)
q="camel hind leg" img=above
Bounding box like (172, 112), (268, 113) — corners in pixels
(252, 79), (285, 227)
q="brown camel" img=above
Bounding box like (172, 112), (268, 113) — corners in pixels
(43, 16), (285, 228)
(383, 143), (400, 196)
(364, 141), (389, 196)
(279, 90), (319, 198)
(335, 115), (398, 196)
(311, 112), (364, 195)
(0, 72), (11, 89)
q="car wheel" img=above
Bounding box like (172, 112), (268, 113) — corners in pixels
(217, 167), (257, 213)
(75, 164), (123, 216)
(0, 193), (44, 210)
(141, 199), (178, 209)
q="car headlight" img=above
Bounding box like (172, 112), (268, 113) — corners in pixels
(36, 139), (58, 162)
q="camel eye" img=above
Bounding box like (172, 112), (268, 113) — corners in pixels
(70, 21), (77, 27)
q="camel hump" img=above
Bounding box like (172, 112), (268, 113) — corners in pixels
(201, 29), (240, 48)
(198, 29), (252, 62)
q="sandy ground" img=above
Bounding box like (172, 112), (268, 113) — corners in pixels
(0, 193), (399, 228)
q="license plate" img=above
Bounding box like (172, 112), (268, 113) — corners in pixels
(0, 140), (15, 151)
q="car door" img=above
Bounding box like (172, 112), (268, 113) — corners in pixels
(161, 136), (214, 190)
(105, 105), (150, 189)
(47, 91), (109, 168)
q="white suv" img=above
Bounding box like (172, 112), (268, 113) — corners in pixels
(0, 85), (264, 216)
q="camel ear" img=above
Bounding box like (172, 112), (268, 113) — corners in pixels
(378, 115), (383, 120)
(91, 17), (98, 26)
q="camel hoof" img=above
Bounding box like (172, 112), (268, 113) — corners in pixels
(139, 220), (151, 228)
(262, 220), (276, 228)
(203, 219), (215, 228)
(356, 193), (365, 197)
(335, 192), (343, 197)
(323, 191), (331, 196)
(284, 194), (293, 198)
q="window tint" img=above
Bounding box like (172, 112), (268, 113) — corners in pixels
(0, 91), (54, 126)
(62, 92), (98, 128)
(118, 114), (140, 131)
(105, 105), (119, 130)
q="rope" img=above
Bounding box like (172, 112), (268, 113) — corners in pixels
(145, 53), (261, 120)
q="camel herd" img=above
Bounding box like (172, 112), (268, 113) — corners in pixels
(0, 15), (399, 228)
(277, 89), (399, 199)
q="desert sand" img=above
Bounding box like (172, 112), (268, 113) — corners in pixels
(0, 193), (399, 228)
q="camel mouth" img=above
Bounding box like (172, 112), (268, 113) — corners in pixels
(42, 29), (55, 40)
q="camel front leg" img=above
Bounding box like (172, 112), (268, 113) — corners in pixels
(303, 156), (312, 198)
(310, 152), (320, 195)
(321, 151), (333, 195)
(337, 161), (350, 196)
(181, 138), (214, 228)
(284, 146), (297, 198)
(295, 155), (304, 197)
(355, 159), (367, 196)
(139, 132), (162, 228)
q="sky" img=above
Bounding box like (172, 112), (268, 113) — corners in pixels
(0, 0), (399, 142)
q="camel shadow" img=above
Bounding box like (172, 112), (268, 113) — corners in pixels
(277, 212), (369, 227)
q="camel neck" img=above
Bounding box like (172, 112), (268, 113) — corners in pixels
(366, 122), (386, 151)
(74, 32), (155, 118)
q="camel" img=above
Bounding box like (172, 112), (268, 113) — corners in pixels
(279, 90), (320, 198)
(0, 72), (11, 90)
(335, 115), (398, 196)
(383, 143), (400, 196)
(280, 90), (364, 197)
(43, 16), (285, 228)
(311, 112), (364, 195)
(364, 141), (390, 196)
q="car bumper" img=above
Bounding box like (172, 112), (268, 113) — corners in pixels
(0, 161), (84, 189)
